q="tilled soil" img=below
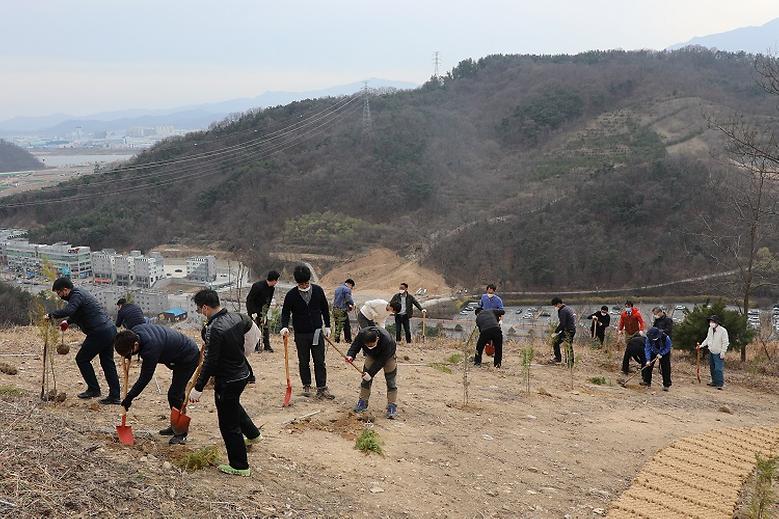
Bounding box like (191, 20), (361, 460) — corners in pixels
(2, 326), (779, 518)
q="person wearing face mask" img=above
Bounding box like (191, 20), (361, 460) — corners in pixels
(357, 299), (397, 329)
(618, 301), (646, 374)
(586, 306), (611, 346)
(345, 326), (398, 418)
(551, 297), (576, 364)
(279, 264), (334, 399)
(651, 307), (673, 339)
(641, 327), (672, 391)
(389, 282), (426, 344)
(113, 325), (200, 445)
(46, 277), (121, 404)
(696, 315), (729, 390)
(478, 283), (504, 311)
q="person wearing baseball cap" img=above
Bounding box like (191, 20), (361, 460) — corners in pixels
(696, 315), (729, 389)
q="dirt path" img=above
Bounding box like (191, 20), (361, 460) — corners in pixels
(2, 328), (779, 518)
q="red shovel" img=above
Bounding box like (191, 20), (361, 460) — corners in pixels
(116, 358), (134, 446)
(171, 343), (205, 434)
(282, 335), (292, 407)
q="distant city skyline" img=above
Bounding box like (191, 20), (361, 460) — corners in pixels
(2, 0), (778, 120)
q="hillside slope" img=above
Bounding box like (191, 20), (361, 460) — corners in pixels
(0, 49), (775, 290)
(0, 140), (44, 173)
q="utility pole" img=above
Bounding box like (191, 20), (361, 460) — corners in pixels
(361, 81), (372, 137)
(433, 51), (443, 84)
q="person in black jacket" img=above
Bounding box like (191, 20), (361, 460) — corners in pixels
(474, 307), (505, 368)
(551, 297), (576, 364)
(622, 334), (647, 374)
(188, 289), (260, 477)
(115, 298), (145, 330)
(388, 283), (426, 344)
(47, 278), (120, 404)
(651, 307), (674, 339)
(346, 326), (398, 418)
(280, 265), (334, 400)
(586, 306), (611, 346)
(245, 270), (280, 352)
(114, 324), (200, 444)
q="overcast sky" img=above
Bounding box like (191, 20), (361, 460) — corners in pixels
(1, 0), (778, 119)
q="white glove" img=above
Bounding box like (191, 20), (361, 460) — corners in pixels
(189, 389), (202, 403)
(720, 353), (725, 360)
(362, 372), (372, 382)
(251, 313), (258, 320)
(280, 327), (290, 337)
(638, 330), (646, 337)
(324, 327), (331, 338)
(421, 309), (427, 314)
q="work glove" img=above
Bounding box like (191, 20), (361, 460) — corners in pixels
(280, 327), (290, 337)
(251, 313), (258, 320)
(324, 327), (331, 338)
(362, 372), (372, 382)
(422, 309), (427, 314)
(720, 353), (725, 360)
(638, 330), (646, 337)
(120, 397), (132, 410)
(345, 356), (354, 364)
(59, 320), (69, 332)
(189, 389), (202, 403)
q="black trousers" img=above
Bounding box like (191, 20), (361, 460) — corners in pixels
(475, 327), (503, 366)
(167, 361), (198, 410)
(395, 314), (412, 343)
(294, 332), (327, 388)
(215, 378), (259, 470)
(357, 312), (374, 330)
(75, 325), (120, 398)
(591, 324), (605, 344)
(553, 331), (575, 363)
(643, 352), (672, 387)
(622, 341), (646, 373)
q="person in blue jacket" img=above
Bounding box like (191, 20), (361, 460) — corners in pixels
(642, 326), (672, 391)
(477, 284), (504, 311)
(114, 324), (200, 444)
(115, 298), (146, 329)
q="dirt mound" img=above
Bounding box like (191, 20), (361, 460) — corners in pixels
(607, 426), (779, 518)
(319, 247), (451, 297)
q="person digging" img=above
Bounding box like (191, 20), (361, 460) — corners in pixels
(113, 324), (200, 445)
(345, 326), (398, 419)
(640, 326), (672, 391)
(474, 307), (504, 368)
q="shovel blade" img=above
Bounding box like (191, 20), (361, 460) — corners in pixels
(282, 382), (292, 407)
(116, 415), (134, 446)
(170, 407), (190, 435)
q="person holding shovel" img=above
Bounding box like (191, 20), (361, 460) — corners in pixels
(245, 270), (279, 352)
(113, 324), (200, 445)
(46, 277), (121, 404)
(696, 315), (729, 390)
(346, 326), (398, 419)
(586, 306), (610, 346)
(189, 289), (261, 477)
(641, 326), (672, 391)
(618, 301), (645, 374)
(280, 265), (334, 400)
(474, 307), (505, 368)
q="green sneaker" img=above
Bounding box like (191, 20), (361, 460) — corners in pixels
(218, 464), (251, 477)
(244, 430), (263, 446)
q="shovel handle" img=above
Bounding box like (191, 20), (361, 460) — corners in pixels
(323, 335), (363, 374)
(181, 343), (207, 413)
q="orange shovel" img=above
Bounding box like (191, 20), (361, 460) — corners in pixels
(116, 358), (134, 446)
(171, 343), (205, 435)
(282, 335), (292, 407)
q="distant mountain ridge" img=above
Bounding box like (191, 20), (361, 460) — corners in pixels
(0, 78), (417, 137)
(0, 140), (44, 173)
(669, 17), (779, 54)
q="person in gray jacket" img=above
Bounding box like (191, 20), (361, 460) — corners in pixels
(474, 308), (504, 368)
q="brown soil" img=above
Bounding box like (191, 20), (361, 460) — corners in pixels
(2, 327), (779, 518)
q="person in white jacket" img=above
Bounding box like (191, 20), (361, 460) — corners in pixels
(357, 299), (397, 329)
(696, 314), (729, 389)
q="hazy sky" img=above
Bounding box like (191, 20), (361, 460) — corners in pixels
(2, 0), (778, 119)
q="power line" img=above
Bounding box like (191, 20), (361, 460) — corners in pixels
(361, 81), (372, 136)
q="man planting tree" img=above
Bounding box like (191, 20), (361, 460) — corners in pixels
(551, 297), (576, 364)
(115, 298), (145, 329)
(280, 265), (334, 400)
(618, 300), (646, 374)
(357, 299), (397, 329)
(478, 283), (504, 311)
(586, 306), (610, 346)
(474, 307), (505, 368)
(346, 326), (399, 419)
(389, 283), (426, 344)
(188, 289), (261, 477)
(641, 326), (672, 391)
(47, 277), (121, 404)
(245, 270), (280, 352)
(113, 324), (200, 445)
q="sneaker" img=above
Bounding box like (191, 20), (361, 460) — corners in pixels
(316, 387), (335, 400)
(244, 430), (263, 446)
(264, 346), (274, 353)
(474, 361), (482, 367)
(302, 385), (312, 398)
(99, 396), (121, 405)
(353, 399), (368, 413)
(621, 370), (631, 375)
(168, 434), (187, 445)
(707, 382), (716, 387)
(159, 426), (175, 436)
(248, 375), (256, 385)
(218, 464), (251, 477)
(662, 386), (670, 392)
(77, 389), (101, 399)
(386, 403), (397, 419)
(639, 381), (650, 387)
(494, 364), (501, 369)
(716, 386), (724, 391)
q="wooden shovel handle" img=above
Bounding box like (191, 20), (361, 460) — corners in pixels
(323, 335), (363, 374)
(180, 343), (207, 413)
(121, 358), (130, 418)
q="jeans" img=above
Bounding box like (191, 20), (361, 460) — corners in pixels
(359, 355), (398, 405)
(709, 352), (725, 387)
(215, 378), (259, 470)
(395, 314), (412, 343)
(75, 325), (120, 398)
(553, 331), (575, 363)
(294, 332), (327, 388)
(643, 352), (672, 387)
(167, 361), (198, 410)
(475, 327), (503, 367)
(332, 307), (352, 343)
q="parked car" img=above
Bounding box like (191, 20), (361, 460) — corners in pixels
(515, 309), (523, 314)
(539, 311), (551, 318)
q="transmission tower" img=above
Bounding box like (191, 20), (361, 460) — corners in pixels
(433, 51), (442, 82)
(361, 81), (372, 136)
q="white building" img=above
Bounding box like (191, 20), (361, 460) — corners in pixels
(2, 239), (92, 278)
(113, 254), (134, 286)
(93, 285), (169, 316)
(91, 249), (117, 283)
(132, 256), (164, 288)
(186, 255), (217, 282)
(94, 250), (164, 289)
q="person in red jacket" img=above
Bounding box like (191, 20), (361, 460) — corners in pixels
(618, 300), (645, 374)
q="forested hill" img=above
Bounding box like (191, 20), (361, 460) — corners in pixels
(0, 140), (44, 173)
(0, 49), (775, 290)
